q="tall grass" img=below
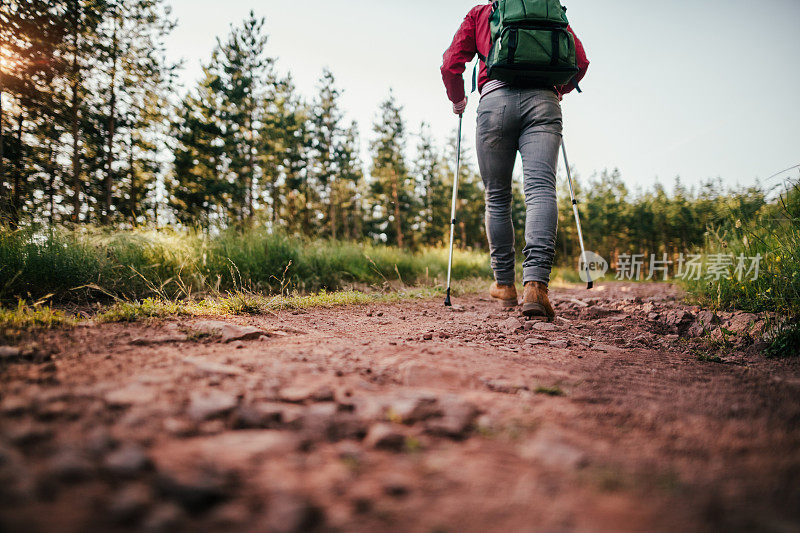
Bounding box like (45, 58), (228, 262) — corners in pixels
(683, 179), (799, 356)
(0, 227), (493, 303)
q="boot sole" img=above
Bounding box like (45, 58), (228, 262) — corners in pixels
(522, 302), (555, 321)
(492, 297), (519, 308)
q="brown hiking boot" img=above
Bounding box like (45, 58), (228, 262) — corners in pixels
(522, 281), (556, 320)
(489, 282), (518, 308)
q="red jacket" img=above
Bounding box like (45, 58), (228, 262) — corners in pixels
(441, 3), (589, 104)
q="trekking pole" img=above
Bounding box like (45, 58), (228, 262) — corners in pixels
(561, 137), (594, 290)
(444, 113), (464, 307)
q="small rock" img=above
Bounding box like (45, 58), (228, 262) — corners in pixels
(519, 430), (588, 470)
(163, 417), (196, 438)
(387, 393), (440, 424)
(47, 448), (94, 482)
(0, 396), (30, 416)
(129, 335), (186, 346)
(696, 310), (720, 327)
(86, 427), (117, 455)
(108, 484), (152, 525)
(582, 307), (617, 319)
(567, 298), (589, 308)
(382, 474), (411, 498)
(531, 322), (559, 332)
(157, 466), (233, 514)
(553, 317), (573, 327)
(208, 501), (252, 527)
(663, 309), (695, 332)
(105, 384), (157, 408)
(193, 320), (267, 343)
(424, 398), (479, 440)
(525, 338), (547, 346)
(422, 333), (433, 341)
(187, 390), (238, 421)
(262, 492), (324, 533)
(104, 444), (152, 477)
(483, 379), (526, 394)
(326, 412), (368, 442)
(725, 313), (759, 335)
(297, 403), (338, 442)
(232, 403), (285, 429)
(183, 357), (245, 376)
(549, 340), (569, 349)
(142, 503), (185, 532)
(8, 422), (53, 446)
(0, 346), (22, 362)
(364, 423), (406, 451)
(0, 444), (36, 501)
(279, 384), (335, 404)
(501, 317), (524, 334)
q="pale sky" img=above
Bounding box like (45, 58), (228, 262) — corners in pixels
(164, 0), (800, 193)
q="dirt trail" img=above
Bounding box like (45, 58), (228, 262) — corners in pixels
(1, 282), (799, 532)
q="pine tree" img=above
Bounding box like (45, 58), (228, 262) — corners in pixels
(0, 0), (70, 226)
(414, 122), (448, 245)
(213, 12), (274, 224)
(266, 75), (312, 234)
(334, 120), (364, 240)
(169, 70), (228, 229)
(92, 0), (176, 224)
(308, 69), (344, 238)
(368, 92), (413, 247)
(442, 129), (484, 249)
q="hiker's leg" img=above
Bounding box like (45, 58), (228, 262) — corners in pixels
(476, 89), (521, 286)
(518, 89), (562, 285)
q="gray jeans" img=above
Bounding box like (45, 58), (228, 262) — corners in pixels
(476, 87), (562, 286)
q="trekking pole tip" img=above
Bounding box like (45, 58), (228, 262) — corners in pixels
(444, 288), (452, 307)
(587, 281), (594, 290)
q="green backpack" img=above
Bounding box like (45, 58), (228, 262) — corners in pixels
(482, 0), (579, 88)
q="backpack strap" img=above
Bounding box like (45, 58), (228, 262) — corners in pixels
(472, 53), (486, 93)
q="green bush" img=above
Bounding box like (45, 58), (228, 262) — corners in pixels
(683, 180), (799, 356)
(0, 226), (493, 304)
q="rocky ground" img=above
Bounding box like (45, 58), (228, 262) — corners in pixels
(1, 282), (799, 532)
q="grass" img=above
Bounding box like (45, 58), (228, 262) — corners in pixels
(683, 179), (800, 357)
(0, 300), (76, 342)
(0, 226), (493, 304)
(88, 278), (487, 324)
(534, 385), (565, 397)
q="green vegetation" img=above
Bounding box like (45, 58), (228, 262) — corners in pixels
(0, 300), (75, 341)
(683, 179), (799, 357)
(0, 227), (492, 304)
(96, 282), (484, 324)
(534, 385), (565, 397)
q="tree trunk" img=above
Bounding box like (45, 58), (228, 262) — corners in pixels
(0, 90), (4, 202)
(10, 117), (23, 228)
(392, 172), (403, 248)
(342, 196), (349, 240)
(103, 14), (119, 225)
(48, 143), (56, 226)
(69, 4), (82, 223)
(128, 143), (137, 225)
(330, 181), (337, 240)
(245, 101), (255, 224)
(302, 178), (310, 234)
(270, 180), (277, 228)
